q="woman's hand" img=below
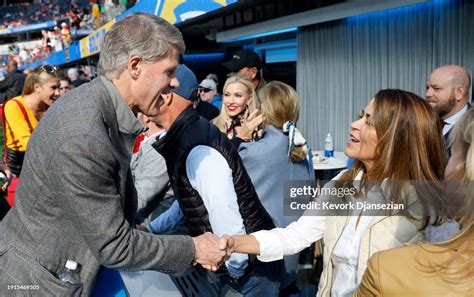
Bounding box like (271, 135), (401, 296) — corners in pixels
(238, 108), (265, 141)
(231, 234), (261, 255)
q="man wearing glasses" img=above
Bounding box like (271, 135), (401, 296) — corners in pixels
(194, 78), (220, 120)
(198, 78), (220, 107)
(0, 13), (230, 296)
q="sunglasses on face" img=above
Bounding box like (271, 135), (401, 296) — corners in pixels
(198, 88), (212, 93)
(39, 64), (59, 74)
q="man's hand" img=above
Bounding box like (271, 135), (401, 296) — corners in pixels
(135, 224), (149, 232)
(198, 234), (235, 271)
(219, 234), (234, 258)
(192, 232), (232, 271)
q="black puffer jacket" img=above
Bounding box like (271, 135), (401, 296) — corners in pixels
(154, 107), (275, 236)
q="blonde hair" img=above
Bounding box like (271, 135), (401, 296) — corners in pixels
(212, 75), (258, 133)
(449, 108), (474, 183)
(258, 81), (307, 163)
(22, 65), (59, 96)
(427, 109), (474, 288)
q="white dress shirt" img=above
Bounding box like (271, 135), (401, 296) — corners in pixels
(443, 104), (468, 135)
(186, 145), (248, 277)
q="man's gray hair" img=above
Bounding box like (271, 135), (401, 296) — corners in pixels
(98, 13), (185, 79)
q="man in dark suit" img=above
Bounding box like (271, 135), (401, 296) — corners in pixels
(0, 13), (229, 296)
(0, 59), (26, 103)
(426, 65), (471, 151)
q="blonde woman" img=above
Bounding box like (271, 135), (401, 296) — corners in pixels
(213, 75), (260, 142)
(238, 81), (314, 291)
(353, 109), (474, 297)
(229, 89), (447, 297)
(2, 64), (59, 205)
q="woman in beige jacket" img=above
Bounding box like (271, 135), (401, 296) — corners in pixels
(229, 89), (447, 297)
(353, 109), (474, 297)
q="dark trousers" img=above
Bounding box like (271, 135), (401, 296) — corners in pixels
(218, 260), (284, 297)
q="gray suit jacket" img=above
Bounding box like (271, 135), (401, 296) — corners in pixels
(0, 78), (195, 296)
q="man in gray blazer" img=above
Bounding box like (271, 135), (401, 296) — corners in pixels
(0, 13), (229, 296)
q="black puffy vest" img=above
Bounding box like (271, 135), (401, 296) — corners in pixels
(153, 107), (275, 236)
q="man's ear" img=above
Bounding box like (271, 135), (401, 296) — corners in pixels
(142, 114), (152, 124)
(454, 85), (465, 102)
(161, 92), (174, 106)
(128, 56), (142, 79)
(249, 67), (258, 80)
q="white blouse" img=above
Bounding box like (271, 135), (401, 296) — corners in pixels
(252, 171), (376, 297)
(252, 175), (458, 297)
(330, 215), (374, 297)
(253, 209), (375, 297)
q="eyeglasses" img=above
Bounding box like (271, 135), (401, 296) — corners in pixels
(198, 88), (212, 93)
(39, 64), (59, 75)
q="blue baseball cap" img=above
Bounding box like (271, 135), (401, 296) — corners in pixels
(172, 64), (198, 101)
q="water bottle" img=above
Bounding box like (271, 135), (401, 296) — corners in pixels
(324, 133), (334, 158)
(58, 260), (81, 285)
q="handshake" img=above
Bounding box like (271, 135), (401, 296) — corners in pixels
(192, 232), (235, 271)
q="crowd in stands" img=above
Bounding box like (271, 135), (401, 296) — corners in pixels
(5, 32), (59, 68)
(1, 0), (131, 68)
(1, 1), (75, 29)
(4, 23), (71, 67)
(1, 1), (128, 29)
